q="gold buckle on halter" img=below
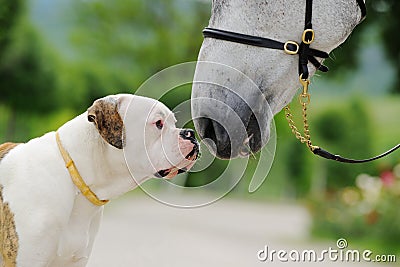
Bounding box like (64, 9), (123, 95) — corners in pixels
(302, 29), (315, 44)
(284, 41), (299, 55)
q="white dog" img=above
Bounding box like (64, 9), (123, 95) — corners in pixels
(0, 94), (199, 267)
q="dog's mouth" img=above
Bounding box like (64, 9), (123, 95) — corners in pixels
(154, 146), (199, 179)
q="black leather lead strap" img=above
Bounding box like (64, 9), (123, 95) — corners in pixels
(313, 144), (400, 164)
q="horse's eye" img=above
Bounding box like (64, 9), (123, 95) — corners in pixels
(155, 120), (163, 130)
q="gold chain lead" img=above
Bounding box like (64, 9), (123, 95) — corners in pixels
(284, 75), (319, 152)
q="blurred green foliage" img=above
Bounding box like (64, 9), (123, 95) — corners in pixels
(0, 0), (60, 140)
(310, 165), (400, 255)
(69, 0), (209, 91)
(314, 98), (374, 190)
(0, 21), (58, 113)
(0, 0), (22, 59)
(328, 0), (400, 93)
(0, 0), (210, 142)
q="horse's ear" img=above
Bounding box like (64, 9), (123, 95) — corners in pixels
(87, 97), (125, 149)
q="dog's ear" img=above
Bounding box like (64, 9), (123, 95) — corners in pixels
(87, 97), (125, 149)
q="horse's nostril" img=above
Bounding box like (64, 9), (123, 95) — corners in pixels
(195, 112), (266, 159)
(198, 117), (232, 159)
(203, 118), (216, 142)
(247, 113), (262, 153)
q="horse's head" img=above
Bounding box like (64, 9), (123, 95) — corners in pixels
(192, 0), (365, 159)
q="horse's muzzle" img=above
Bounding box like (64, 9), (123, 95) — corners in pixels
(194, 110), (269, 159)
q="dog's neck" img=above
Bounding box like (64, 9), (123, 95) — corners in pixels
(57, 114), (139, 201)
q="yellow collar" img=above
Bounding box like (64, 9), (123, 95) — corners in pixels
(55, 132), (109, 206)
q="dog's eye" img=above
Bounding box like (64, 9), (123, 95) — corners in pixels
(155, 120), (163, 130)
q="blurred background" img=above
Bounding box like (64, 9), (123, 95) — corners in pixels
(0, 0), (399, 265)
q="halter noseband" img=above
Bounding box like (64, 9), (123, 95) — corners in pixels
(202, 0), (400, 163)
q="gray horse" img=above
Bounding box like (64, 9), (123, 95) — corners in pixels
(191, 0), (365, 159)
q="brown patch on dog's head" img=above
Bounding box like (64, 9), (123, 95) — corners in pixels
(87, 97), (125, 149)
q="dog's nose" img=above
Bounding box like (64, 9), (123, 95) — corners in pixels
(180, 129), (195, 140)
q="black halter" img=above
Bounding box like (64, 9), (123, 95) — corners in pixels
(202, 0), (400, 163)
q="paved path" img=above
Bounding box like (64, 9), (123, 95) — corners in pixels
(88, 193), (396, 267)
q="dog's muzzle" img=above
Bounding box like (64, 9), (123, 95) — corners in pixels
(154, 129), (199, 179)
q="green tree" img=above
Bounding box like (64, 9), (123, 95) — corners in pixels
(0, 1), (59, 141)
(0, 0), (22, 60)
(285, 139), (312, 198)
(378, 0), (400, 93)
(314, 98), (373, 191)
(69, 0), (210, 93)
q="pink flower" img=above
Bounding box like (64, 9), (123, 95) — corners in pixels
(380, 171), (395, 187)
